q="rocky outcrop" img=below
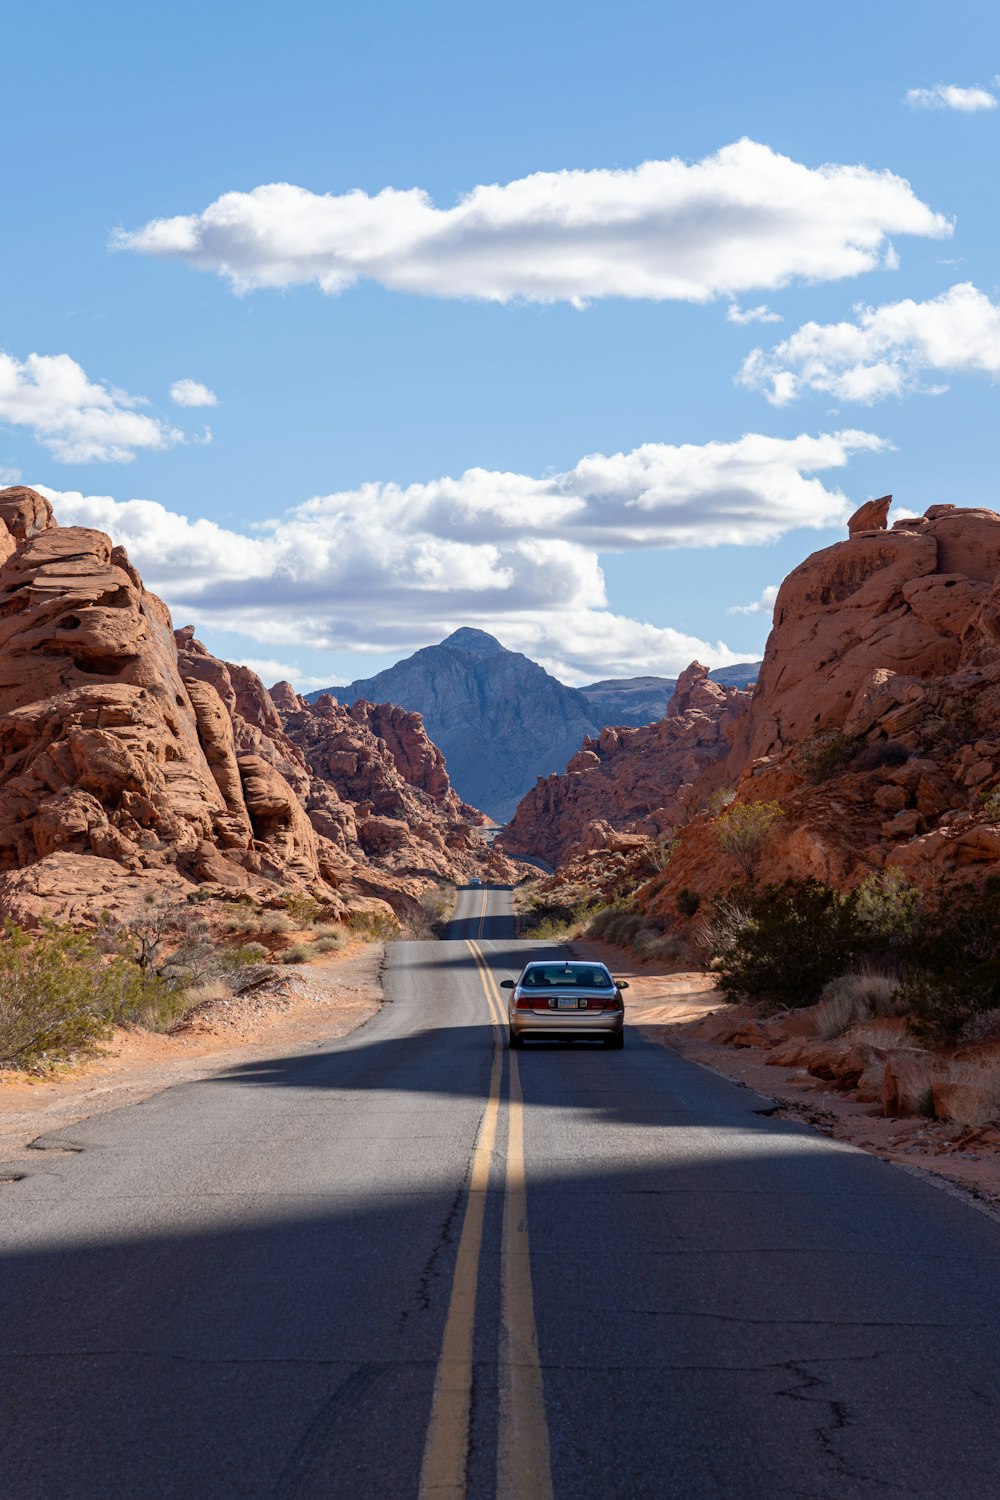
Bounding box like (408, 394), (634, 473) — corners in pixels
(499, 662), (752, 866)
(521, 501), (1000, 922)
(0, 487), (510, 925)
(636, 502), (1000, 916)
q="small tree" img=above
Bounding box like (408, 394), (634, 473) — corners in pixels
(714, 799), (784, 882)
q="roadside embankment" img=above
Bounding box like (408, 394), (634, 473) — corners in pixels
(573, 937), (1000, 1212)
(0, 941), (383, 1162)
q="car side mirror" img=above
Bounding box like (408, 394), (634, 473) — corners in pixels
(499, 979), (515, 989)
(615, 980), (629, 990)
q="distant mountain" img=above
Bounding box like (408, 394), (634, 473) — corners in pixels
(312, 629), (598, 821)
(309, 632), (759, 821)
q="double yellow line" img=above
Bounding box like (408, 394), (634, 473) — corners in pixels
(418, 937), (553, 1500)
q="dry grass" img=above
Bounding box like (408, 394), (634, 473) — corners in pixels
(256, 911), (294, 936)
(815, 968), (901, 1039)
(933, 1058), (1000, 1127)
(888, 1055), (941, 1117)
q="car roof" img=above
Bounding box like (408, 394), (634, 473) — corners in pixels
(520, 960), (612, 973)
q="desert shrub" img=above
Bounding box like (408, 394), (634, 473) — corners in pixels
(313, 923), (347, 941)
(796, 732), (863, 784)
(256, 910), (294, 936)
(283, 892), (322, 927)
(345, 909), (400, 941)
(714, 800), (784, 882)
(313, 936), (343, 954)
(815, 968), (901, 1039)
(648, 837), (680, 872)
(676, 887), (701, 918)
(520, 901), (577, 938)
(901, 965), (1000, 1046)
(978, 785), (1000, 820)
(0, 922), (170, 1069)
(692, 892), (754, 964)
(715, 879), (862, 1007)
(960, 1008), (1000, 1046)
(853, 868), (923, 959)
(854, 738), (910, 772)
(407, 887), (456, 939)
(706, 786), (736, 816)
(282, 942), (313, 965)
(221, 942), (269, 968)
(635, 932), (683, 963)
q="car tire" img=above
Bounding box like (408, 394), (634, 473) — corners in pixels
(604, 1031), (624, 1050)
(509, 1029), (523, 1049)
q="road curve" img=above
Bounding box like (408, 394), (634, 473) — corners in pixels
(2, 883), (1000, 1497)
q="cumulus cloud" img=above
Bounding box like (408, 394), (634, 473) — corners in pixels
(169, 378), (218, 407)
(726, 584), (779, 616)
(0, 351), (184, 463)
(36, 427), (882, 679)
(727, 303), (783, 325)
(738, 282), (1000, 404)
(112, 140), (950, 307)
(906, 83), (997, 111)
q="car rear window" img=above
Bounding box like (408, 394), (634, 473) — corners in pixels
(520, 965), (613, 989)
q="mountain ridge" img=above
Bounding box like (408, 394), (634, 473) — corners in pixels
(305, 632), (759, 820)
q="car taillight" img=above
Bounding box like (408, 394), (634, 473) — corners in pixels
(514, 993), (535, 1010)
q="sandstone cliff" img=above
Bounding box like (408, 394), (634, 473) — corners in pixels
(0, 487), (509, 925)
(520, 501), (1000, 917)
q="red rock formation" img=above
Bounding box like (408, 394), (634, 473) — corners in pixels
(518, 502), (1000, 922)
(0, 487), (510, 925)
(499, 662), (751, 866)
(638, 502), (1000, 916)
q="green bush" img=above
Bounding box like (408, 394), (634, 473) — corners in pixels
(221, 942), (269, 968)
(715, 880), (862, 1007)
(796, 732), (865, 784)
(345, 909), (401, 941)
(0, 922), (169, 1070)
(283, 892), (323, 927)
(853, 867), (923, 957)
(282, 943), (313, 965)
(676, 887), (701, 918)
(714, 799), (784, 882)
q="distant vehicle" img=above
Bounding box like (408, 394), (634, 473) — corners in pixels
(469, 876), (483, 887)
(501, 961), (627, 1049)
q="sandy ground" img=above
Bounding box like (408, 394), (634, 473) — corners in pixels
(577, 937), (1000, 1215)
(0, 942), (383, 1165)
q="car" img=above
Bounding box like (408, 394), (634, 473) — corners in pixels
(501, 960), (627, 1049)
(469, 876), (483, 887)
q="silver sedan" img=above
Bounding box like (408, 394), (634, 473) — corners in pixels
(501, 960), (627, 1049)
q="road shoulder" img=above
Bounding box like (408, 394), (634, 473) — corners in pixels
(0, 941), (383, 1162)
(573, 936), (1000, 1216)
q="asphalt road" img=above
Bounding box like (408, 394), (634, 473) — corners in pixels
(3, 883), (1000, 1498)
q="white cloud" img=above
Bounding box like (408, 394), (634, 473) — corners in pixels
(36, 427), (882, 679)
(726, 584), (779, 616)
(236, 658), (331, 689)
(739, 282), (1000, 405)
(0, 466), (22, 485)
(727, 303), (783, 325)
(169, 378), (218, 408)
(906, 83), (997, 112)
(0, 351), (184, 463)
(113, 140), (950, 307)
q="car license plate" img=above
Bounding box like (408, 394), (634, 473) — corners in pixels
(557, 995), (578, 1009)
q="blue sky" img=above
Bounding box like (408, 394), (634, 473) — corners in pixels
(4, 0), (1000, 686)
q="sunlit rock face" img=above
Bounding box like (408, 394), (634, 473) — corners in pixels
(499, 662), (751, 867)
(0, 486), (511, 925)
(526, 504), (1000, 919)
